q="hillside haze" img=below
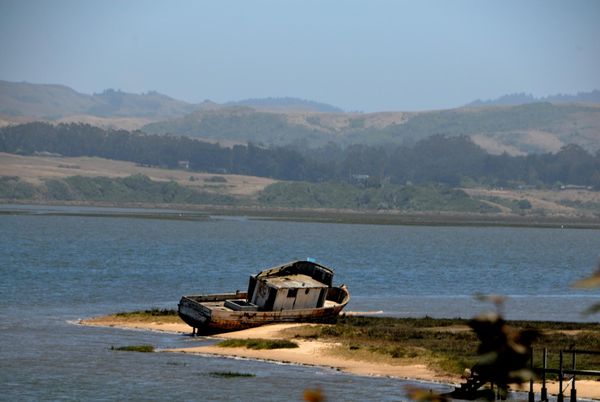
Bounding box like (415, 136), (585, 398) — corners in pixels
(0, 80), (342, 120)
(0, 81), (197, 120)
(467, 90), (600, 107)
(1, 80), (600, 155)
(143, 102), (600, 155)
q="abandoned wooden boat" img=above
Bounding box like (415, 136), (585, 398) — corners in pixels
(178, 260), (350, 334)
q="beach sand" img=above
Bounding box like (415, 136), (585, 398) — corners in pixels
(80, 318), (600, 400)
(167, 323), (449, 382)
(81, 316), (191, 334)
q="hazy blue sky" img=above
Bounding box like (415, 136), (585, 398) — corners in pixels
(1, 0), (598, 111)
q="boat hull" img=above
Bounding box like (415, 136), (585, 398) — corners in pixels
(178, 287), (349, 334)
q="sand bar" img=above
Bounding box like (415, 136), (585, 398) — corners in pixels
(81, 316), (190, 333)
(80, 317), (600, 400)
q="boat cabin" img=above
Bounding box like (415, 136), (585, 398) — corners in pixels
(249, 274), (328, 311)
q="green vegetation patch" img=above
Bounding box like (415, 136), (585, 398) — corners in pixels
(111, 308), (181, 323)
(481, 196), (536, 213)
(560, 199), (600, 211)
(209, 371), (256, 378)
(292, 316), (600, 376)
(111, 345), (155, 353)
(376, 103), (588, 142)
(114, 308), (178, 317)
(143, 108), (325, 146)
(259, 181), (498, 213)
(0, 176), (37, 199)
(0, 174), (238, 205)
(205, 176), (228, 183)
(217, 338), (299, 350)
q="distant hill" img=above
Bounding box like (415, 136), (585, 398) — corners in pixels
(225, 97), (344, 113)
(142, 106), (330, 146)
(2, 80), (600, 154)
(0, 80), (198, 119)
(143, 102), (600, 154)
(0, 80), (343, 121)
(0, 81), (95, 119)
(467, 90), (600, 107)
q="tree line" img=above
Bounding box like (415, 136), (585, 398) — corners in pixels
(1, 122), (599, 189)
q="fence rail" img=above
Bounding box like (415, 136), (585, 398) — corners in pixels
(528, 348), (600, 402)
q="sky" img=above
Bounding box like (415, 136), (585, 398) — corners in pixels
(0, 0), (599, 112)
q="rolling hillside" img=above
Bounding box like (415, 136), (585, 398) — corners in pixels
(143, 103), (600, 154)
(466, 90), (600, 107)
(0, 81), (196, 120)
(0, 81), (342, 121)
(2, 80), (599, 154)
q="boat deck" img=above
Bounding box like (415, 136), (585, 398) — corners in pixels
(200, 299), (339, 312)
(201, 301), (231, 312)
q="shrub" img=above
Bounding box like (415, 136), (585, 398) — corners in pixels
(217, 338), (299, 350)
(111, 345), (154, 352)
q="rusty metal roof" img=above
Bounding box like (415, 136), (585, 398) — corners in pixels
(261, 274), (328, 289)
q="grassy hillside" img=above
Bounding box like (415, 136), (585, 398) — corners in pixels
(0, 81), (343, 122)
(142, 103), (600, 154)
(0, 174), (496, 214)
(142, 106), (327, 145)
(2, 153), (598, 218)
(3, 81), (599, 154)
(226, 97), (343, 113)
(0, 152), (276, 198)
(0, 175), (238, 205)
(467, 89), (600, 107)
(258, 181), (499, 212)
(0, 80), (196, 119)
(0, 81), (95, 119)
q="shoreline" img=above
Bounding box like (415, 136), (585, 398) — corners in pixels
(81, 318), (457, 384)
(80, 317), (600, 400)
(4, 200), (600, 229)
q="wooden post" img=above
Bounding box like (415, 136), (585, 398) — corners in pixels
(571, 352), (577, 402)
(528, 348), (535, 402)
(541, 348), (548, 402)
(557, 351), (564, 402)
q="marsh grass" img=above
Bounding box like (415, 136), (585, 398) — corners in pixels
(101, 311), (600, 378)
(209, 371), (256, 378)
(217, 338), (299, 350)
(111, 345), (155, 353)
(290, 316), (600, 376)
(111, 308), (181, 323)
(115, 308), (177, 317)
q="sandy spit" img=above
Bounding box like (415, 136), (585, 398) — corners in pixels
(164, 323), (451, 383)
(80, 319), (600, 400)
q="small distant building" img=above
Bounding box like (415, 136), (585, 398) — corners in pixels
(560, 185), (592, 191)
(350, 174), (371, 185)
(34, 151), (62, 157)
(178, 160), (190, 170)
(517, 184), (535, 190)
(351, 174), (370, 181)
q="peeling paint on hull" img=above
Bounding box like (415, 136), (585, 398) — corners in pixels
(178, 287), (349, 334)
(178, 260), (350, 334)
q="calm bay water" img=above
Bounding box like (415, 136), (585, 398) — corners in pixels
(1, 205), (599, 401)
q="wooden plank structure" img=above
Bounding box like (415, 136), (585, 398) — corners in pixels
(449, 348), (600, 401)
(529, 349), (600, 402)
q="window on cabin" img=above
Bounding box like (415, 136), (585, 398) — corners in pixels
(287, 288), (298, 298)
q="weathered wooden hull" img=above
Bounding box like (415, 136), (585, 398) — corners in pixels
(178, 286), (350, 334)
